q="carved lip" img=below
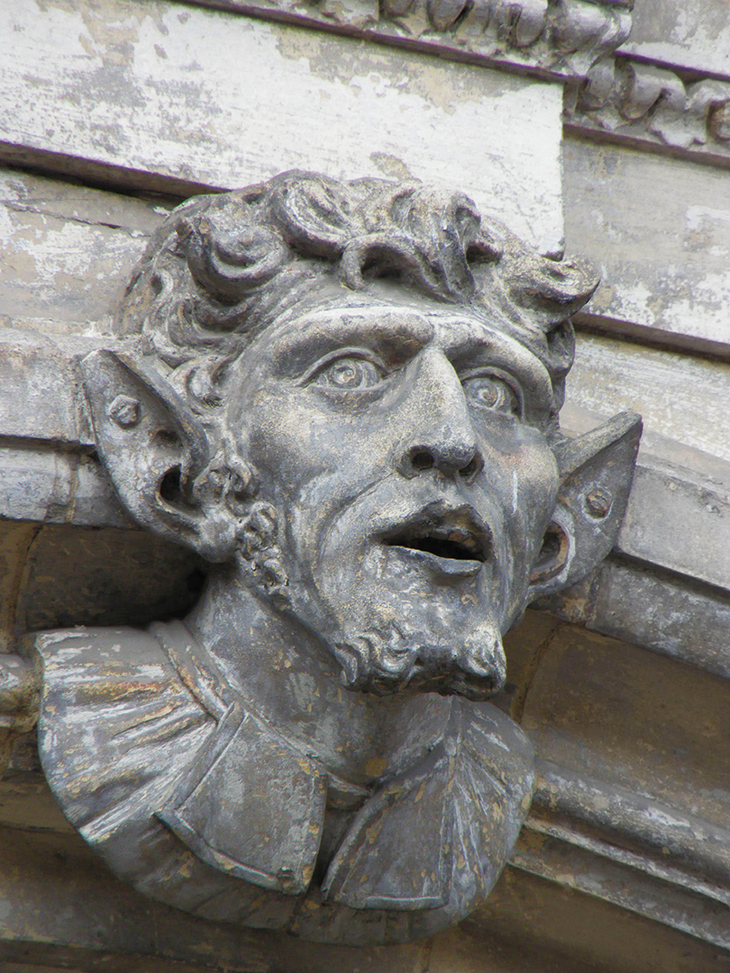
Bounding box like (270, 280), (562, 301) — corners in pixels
(377, 503), (492, 576)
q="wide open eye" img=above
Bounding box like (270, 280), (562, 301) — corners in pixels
(311, 354), (385, 391)
(463, 372), (521, 416)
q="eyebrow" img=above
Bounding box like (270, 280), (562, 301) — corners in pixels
(265, 308), (436, 377)
(433, 316), (555, 418)
(262, 305), (554, 421)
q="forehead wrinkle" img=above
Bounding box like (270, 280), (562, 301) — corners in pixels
(257, 305), (436, 361)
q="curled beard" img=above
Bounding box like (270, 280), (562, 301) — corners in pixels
(331, 613), (507, 701)
(235, 505), (506, 701)
(234, 500), (290, 609)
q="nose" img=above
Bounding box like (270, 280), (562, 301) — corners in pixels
(397, 350), (483, 480)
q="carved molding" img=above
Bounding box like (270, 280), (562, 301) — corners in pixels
(190, 0), (632, 79)
(180, 0), (730, 166)
(567, 56), (730, 162)
(517, 760), (730, 951)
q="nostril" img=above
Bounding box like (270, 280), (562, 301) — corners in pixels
(411, 450), (435, 471)
(459, 455), (481, 479)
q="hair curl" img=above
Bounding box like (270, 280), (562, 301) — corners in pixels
(116, 170), (597, 424)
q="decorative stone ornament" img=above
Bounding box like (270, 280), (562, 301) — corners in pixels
(34, 172), (641, 945)
(195, 0), (633, 80)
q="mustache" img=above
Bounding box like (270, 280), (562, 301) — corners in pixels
(320, 475), (502, 565)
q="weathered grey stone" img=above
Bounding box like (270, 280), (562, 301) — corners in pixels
(6, 821), (724, 973)
(0, 167), (172, 335)
(617, 461), (730, 593)
(589, 562), (730, 679)
(562, 0), (730, 169)
(520, 760), (730, 949)
(512, 824), (730, 953)
(21, 172), (641, 945)
(568, 333), (730, 461)
(0, 331), (86, 445)
(544, 557), (730, 681)
(520, 625), (730, 834)
(563, 139), (730, 357)
(620, 0), (730, 80)
(531, 759), (730, 902)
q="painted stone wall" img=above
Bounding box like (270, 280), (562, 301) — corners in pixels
(0, 0), (729, 970)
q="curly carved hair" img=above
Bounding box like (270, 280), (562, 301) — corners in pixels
(116, 170), (597, 422)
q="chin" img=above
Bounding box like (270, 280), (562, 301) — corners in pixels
(271, 492), (514, 699)
(321, 601), (508, 701)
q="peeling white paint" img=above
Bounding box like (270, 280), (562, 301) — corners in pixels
(0, 0), (564, 251)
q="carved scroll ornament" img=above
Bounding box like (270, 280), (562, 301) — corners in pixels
(191, 0), (632, 78)
(28, 172), (641, 945)
(568, 57), (730, 158)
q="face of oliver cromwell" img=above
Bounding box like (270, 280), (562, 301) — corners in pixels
(225, 284), (560, 700)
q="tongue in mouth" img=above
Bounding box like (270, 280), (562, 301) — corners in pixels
(378, 505), (493, 575)
(382, 509), (492, 574)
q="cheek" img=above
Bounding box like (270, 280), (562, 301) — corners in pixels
(490, 442), (559, 553)
(235, 393), (379, 508)
(231, 388), (319, 488)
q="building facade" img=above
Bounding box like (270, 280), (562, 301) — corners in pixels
(0, 0), (729, 970)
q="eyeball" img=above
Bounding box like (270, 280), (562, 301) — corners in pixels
(313, 356), (384, 391)
(463, 373), (521, 416)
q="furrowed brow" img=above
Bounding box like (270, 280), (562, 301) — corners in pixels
(268, 310), (435, 378)
(437, 320), (555, 419)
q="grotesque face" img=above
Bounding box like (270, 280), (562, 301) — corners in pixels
(88, 174), (637, 705)
(71, 174), (642, 950)
(225, 283), (560, 700)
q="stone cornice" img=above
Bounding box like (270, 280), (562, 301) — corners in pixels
(566, 55), (730, 165)
(178, 0), (730, 168)
(183, 0), (730, 168)
(187, 0), (633, 80)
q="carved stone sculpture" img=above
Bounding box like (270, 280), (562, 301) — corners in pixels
(33, 172), (641, 945)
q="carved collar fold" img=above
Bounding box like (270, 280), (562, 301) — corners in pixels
(153, 620), (535, 913)
(36, 621), (535, 941)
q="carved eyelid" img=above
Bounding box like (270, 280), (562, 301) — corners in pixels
(459, 367), (524, 413)
(296, 346), (390, 387)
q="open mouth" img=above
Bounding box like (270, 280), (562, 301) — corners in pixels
(381, 508), (491, 573)
(387, 530), (486, 562)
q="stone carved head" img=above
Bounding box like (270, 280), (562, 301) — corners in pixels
(46, 172), (641, 944)
(85, 171), (640, 700)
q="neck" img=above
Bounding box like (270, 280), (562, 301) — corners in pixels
(185, 567), (452, 784)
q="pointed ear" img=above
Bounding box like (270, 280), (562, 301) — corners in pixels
(80, 349), (236, 561)
(527, 411), (642, 601)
